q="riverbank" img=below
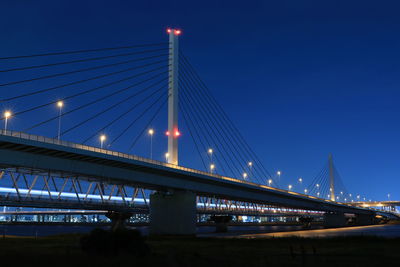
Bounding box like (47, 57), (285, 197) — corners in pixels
(0, 227), (399, 266)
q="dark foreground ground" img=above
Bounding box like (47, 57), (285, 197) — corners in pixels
(0, 233), (399, 267)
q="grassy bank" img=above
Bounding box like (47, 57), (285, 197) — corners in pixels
(0, 234), (398, 266)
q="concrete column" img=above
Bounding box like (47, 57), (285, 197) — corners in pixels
(356, 213), (375, 225)
(324, 212), (347, 227)
(150, 190), (196, 235)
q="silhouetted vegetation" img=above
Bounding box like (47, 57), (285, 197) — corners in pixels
(0, 234), (399, 266)
(80, 228), (149, 256)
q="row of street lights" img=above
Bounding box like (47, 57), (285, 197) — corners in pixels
(1, 109), (394, 203)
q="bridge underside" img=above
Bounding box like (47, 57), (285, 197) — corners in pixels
(0, 133), (383, 234)
(0, 166), (324, 218)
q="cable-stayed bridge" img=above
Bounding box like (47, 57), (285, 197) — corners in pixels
(0, 29), (397, 234)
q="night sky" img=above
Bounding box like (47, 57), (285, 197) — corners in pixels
(0, 0), (399, 201)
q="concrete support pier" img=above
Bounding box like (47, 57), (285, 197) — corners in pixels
(324, 212), (347, 227)
(150, 190), (196, 235)
(356, 213), (375, 225)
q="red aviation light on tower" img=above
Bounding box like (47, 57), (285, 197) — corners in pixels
(166, 28), (172, 34)
(174, 130), (180, 137)
(174, 29), (182, 36)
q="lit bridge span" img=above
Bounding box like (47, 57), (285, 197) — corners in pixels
(0, 130), (392, 233)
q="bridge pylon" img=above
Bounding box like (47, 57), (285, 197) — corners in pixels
(167, 28), (180, 165)
(328, 154), (335, 201)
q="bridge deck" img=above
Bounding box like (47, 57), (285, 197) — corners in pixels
(0, 130), (376, 214)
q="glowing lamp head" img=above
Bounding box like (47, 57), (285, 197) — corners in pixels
(243, 173), (248, 179)
(277, 171), (281, 176)
(208, 148), (213, 154)
(288, 185), (292, 190)
(210, 164), (215, 170)
(174, 29), (182, 35)
(100, 135), (106, 142)
(174, 130), (180, 137)
(248, 161), (253, 167)
(298, 178), (302, 182)
(4, 111), (11, 119)
(57, 101), (64, 108)
(165, 152), (169, 158)
(166, 28), (172, 34)
(148, 129), (154, 135)
(268, 179), (272, 185)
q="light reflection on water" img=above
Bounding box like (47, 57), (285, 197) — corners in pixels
(0, 224), (399, 238)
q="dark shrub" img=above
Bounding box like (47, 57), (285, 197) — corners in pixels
(80, 228), (149, 256)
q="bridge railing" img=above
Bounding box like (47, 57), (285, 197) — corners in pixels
(0, 130), (253, 186)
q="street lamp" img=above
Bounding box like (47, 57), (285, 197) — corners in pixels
(57, 101), (63, 140)
(3, 111), (11, 133)
(277, 171), (281, 185)
(148, 128), (154, 159)
(268, 179), (272, 186)
(243, 172), (248, 180)
(288, 184), (292, 191)
(210, 164), (215, 173)
(304, 189), (308, 194)
(208, 148), (213, 167)
(99, 134), (106, 149)
(248, 161), (253, 178)
(165, 152), (169, 162)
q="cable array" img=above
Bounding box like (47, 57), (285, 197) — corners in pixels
(178, 52), (274, 185)
(0, 42), (170, 154)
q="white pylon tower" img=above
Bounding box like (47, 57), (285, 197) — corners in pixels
(328, 153), (335, 201)
(167, 28), (181, 165)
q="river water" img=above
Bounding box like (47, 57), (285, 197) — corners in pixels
(1, 224), (400, 238)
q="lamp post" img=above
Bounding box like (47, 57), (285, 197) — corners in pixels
(248, 161), (253, 178)
(165, 152), (169, 162)
(208, 148), (213, 163)
(3, 111), (11, 133)
(210, 164), (215, 174)
(57, 101), (63, 140)
(148, 129), (154, 159)
(100, 134), (106, 149)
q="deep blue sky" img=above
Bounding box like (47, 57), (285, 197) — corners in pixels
(0, 0), (399, 201)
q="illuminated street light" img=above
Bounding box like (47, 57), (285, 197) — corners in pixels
(210, 164), (215, 173)
(248, 161), (253, 178)
(288, 184), (292, 191)
(276, 171), (281, 185)
(148, 128), (154, 159)
(165, 152), (169, 162)
(316, 184), (320, 188)
(208, 148), (213, 168)
(3, 111), (11, 133)
(304, 189), (308, 194)
(268, 179), (272, 186)
(99, 134), (106, 149)
(298, 177), (302, 183)
(317, 192), (320, 197)
(57, 101), (64, 140)
(243, 172), (248, 180)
